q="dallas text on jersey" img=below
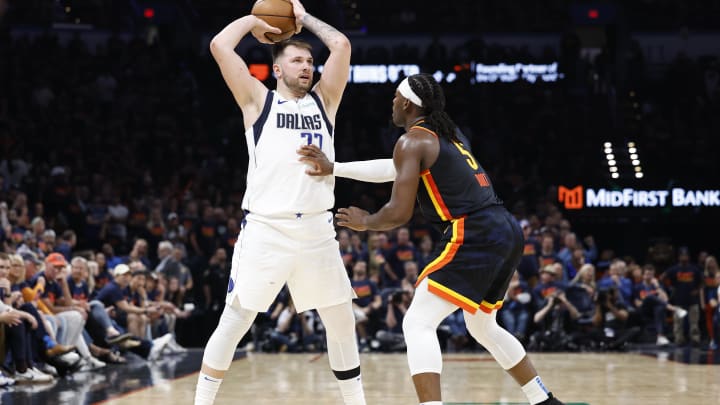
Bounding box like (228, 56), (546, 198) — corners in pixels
(276, 113), (323, 130)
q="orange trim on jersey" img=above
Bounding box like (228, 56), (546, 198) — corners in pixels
(479, 300), (504, 314)
(420, 170), (452, 221)
(416, 217), (465, 284)
(427, 279), (479, 314)
(411, 125), (439, 138)
(475, 173), (490, 187)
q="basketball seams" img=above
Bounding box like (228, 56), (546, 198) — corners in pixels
(251, 0), (296, 41)
(252, 14), (295, 18)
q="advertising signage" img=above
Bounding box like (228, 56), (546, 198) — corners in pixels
(558, 186), (720, 210)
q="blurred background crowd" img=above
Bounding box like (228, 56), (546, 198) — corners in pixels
(0, 0), (719, 385)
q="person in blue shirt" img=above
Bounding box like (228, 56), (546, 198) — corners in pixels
(95, 264), (173, 360)
(597, 259), (633, 305)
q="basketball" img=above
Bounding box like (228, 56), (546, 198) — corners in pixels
(251, 0), (296, 43)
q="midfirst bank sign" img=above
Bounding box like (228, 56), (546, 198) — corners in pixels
(558, 186), (720, 210)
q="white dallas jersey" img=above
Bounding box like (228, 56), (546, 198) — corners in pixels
(242, 90), (335, 217)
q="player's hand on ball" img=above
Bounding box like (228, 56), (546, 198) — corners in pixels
(289, 0), (306, 33)
(336, 207), (369, 231)
(250, 16), (282, 44)
(298, 144), (333, 176)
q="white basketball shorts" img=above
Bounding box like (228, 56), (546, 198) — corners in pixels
(226, 211), (355, 313)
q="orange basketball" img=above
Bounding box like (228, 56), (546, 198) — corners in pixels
(251, 0), (296, 43)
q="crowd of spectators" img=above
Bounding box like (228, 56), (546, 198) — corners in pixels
(8, 1), (720, 34)
(0, 1), (719, 389)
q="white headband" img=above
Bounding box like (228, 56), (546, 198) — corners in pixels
(397, 77), (423, 107)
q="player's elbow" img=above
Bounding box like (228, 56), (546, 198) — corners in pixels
(328, 35), (351, 54)
(209, 37), (220, 53)
(209, 37), (231, 58)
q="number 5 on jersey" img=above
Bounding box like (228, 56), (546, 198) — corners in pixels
(453, 141), (490, 187)
(301, 132), (323, 149)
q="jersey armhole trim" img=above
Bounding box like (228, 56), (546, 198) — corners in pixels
(252, 91), (275, 145)
(309, 91), (333, 136)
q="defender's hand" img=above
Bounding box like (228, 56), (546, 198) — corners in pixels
(298, 144), (333, 176)
(336, 207), (369, 231)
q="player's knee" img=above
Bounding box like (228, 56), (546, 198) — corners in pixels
(465, 311), (495, 343)
(216, 305), (256, 335)
(318, 302), (356, 340)
(402, 308), (431, 337)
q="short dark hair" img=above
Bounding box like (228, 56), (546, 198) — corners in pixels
(271, 39), (313, 62)
(132, 270), (150, 278)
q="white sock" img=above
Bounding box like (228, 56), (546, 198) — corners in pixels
(420, 402), (443, 405)
(195, 372), (222, 405)
(337, 374), (366, 405)
(522, 376), (550, 404)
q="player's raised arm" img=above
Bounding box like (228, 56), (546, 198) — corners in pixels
(290, 0), (351, 119)
(209, 15), (281, 123)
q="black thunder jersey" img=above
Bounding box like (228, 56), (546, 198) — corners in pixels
(414, 121), (503, 229)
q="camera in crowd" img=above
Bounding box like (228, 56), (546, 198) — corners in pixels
(390, 290), (409, 305)
(597, 286), (618, 306)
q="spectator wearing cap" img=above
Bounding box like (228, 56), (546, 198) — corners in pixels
(5, 253), (81, 373)
(532, 263), (566, 306)
(25, 252), (106, 371)
(531, 264), (581, 348)
(93, 264), (174, 360)
(95, 264), (157, 338)
(67, 257), (134, 349)
(662, 247), (704, 346)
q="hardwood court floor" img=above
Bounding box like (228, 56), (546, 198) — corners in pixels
(100, 351), (720, 405)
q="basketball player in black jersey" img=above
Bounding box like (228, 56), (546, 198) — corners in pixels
(301, 73), (564, 405)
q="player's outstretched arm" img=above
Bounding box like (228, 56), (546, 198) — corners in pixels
(336, 133), (424, 231)
(290, 0), (350, 117)
(298, 145), (396, 182)
(209, 16), (280, 117)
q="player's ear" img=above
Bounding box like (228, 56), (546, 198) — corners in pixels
(403, 98), (412, 111)
(272, 63), (281, 78)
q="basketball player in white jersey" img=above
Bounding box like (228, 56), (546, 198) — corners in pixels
(194, 1), (366, 404)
